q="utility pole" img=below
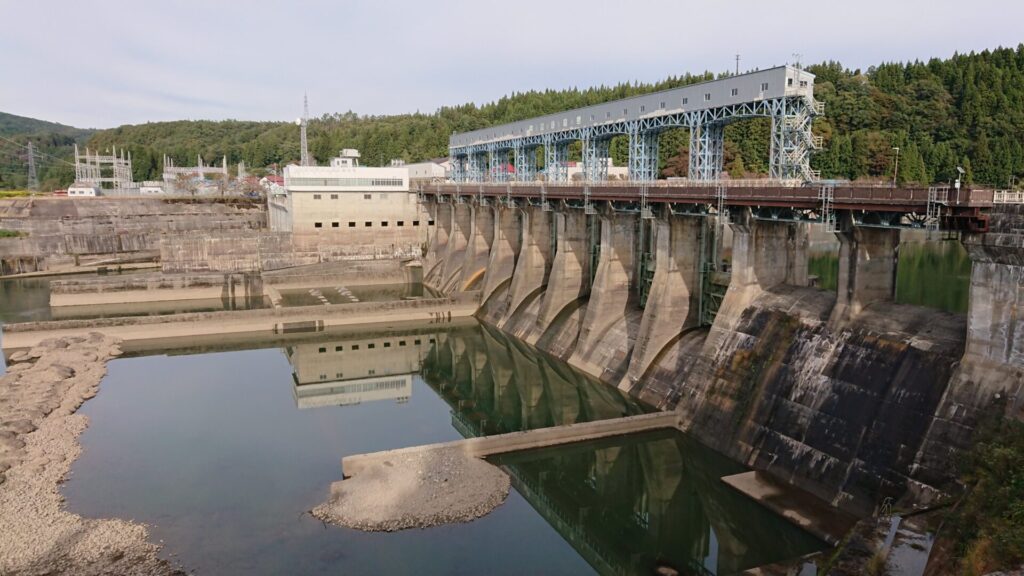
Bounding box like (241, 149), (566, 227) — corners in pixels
(892, 146), (900, 187)
(735, 53), (740, 75)
(27, 141), (38, 192)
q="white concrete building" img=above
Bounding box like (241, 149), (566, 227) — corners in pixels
(67, 184), (101, 197)
(139, 181), (165, 195)
(404, 158), (450, 183)
(270, 149), (426, 258)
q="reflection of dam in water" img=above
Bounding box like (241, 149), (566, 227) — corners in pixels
(286, 331), (435, 408)
(415, 324), (823, 575)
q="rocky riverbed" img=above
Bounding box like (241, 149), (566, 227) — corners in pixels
(0, 333), (181, 575)
(312, 446), (510, 532)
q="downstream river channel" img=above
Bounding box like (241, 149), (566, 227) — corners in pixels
(58, 323), (823, 575)
(0, 239), (968, 574)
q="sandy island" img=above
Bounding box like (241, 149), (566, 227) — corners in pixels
(313, 446), (511, 532)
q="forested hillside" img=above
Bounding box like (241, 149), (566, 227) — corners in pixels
(5, 45), (1023, 189)
(0, 112), (93, 190)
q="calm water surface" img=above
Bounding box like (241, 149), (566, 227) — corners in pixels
(63, 324), (824, 575)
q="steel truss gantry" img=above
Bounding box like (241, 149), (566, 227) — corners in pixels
(582, 134), (610, 182)
(449, 95), (822, 184)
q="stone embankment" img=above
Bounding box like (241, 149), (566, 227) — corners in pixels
(0, 333), (181, 575)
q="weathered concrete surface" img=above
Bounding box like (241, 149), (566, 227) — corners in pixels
(570, 212), (638, 379)
(0, 334), (182, 575)
(722, 471), (858, 545)
(458, 204), (494, 292)
(440, 202), (472, 293)
(424, 201), (451, 288)
(620, 216), (701, 390)
(830, 218), (900, 326)
(262, 259), (421, 289)
(529, 210), (591, 346)
(479, 206), (520, 310)
(341, 411), (679, 477)
(681, 285), (966, 516)
(0, 197), (264, 275)
(49, 272), (264, 310)
(912, 204), (1024, 492)
(499, 207), (551, 329)
(705, 212), (809, 353)
(2, 297), (477, 354)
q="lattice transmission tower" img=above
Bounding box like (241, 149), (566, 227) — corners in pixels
(27, 141), (38, 191)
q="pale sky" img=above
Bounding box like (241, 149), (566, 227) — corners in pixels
(2, 0), (1021, 129)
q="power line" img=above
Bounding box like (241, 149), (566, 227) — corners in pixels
(0, 134), (77, 167)
(27, 142), (38, 191)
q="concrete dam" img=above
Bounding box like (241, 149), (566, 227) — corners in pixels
(421, 190), (1024, 517)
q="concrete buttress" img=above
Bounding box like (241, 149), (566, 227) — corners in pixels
(498, 206), (552, 329)
(440, 202), (472, 293)
(480, 205), (521, 308)
(458, 203), (494, 292)
(529, 210), (591, 345)
(424, 202), (451, 288)
(705, 210), (809, 352)
(570, 211), (637, 376)
(829, 213), (900, 326)
(620, 216), (701, 390)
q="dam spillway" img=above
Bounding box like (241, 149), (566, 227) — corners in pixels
(422, 192), (1024, 517)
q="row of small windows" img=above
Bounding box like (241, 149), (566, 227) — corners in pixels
(312, 192), (391, 200)
(314, 220), (421, 228)
(317, 337), (435, 353)
(292, 177), (404, 187)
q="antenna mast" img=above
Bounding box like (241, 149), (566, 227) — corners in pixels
(300, 93), (311, 166)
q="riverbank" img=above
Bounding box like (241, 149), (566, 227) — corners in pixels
(0, 333), (181, 575)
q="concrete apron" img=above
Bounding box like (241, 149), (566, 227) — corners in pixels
(1, 298), (478, 354)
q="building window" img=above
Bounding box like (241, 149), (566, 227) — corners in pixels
(397, 221), (404, 226)
(682, 97), (688, 105)
(398, 340), (406, 346)
(330, 194), (338, 199)
(414, 339), (421, 345)
(761, 82), (769, 91)
(562, 118), (568, 127)
(367, 343), (375, 349)
(383, 342), (391, 348)
(351, 345), (359, 350)
(590, 114), (595, 122)
(332, 222), (339, 228)
(335, 346), (343, 352)
(576, 115), (581, 125)
(787, 78), (794, 86)
(623, 108), (628, 116)
(704, 93), (711, 101)
(365, 221), (372, 227)
(363, 194), (372, 200)
(640, 105), (645, 113)
(659, 101), (665, 109)
(313, 194), (321, 199)
(606, 111), (611, 119)
(731, 88), (738, 96)
(348, 222), (356, 227)
(381, 221), (388, 227)
(314, 222), (323, 228)
(318, 347), (326, 353)
(800, 80), (808, 87)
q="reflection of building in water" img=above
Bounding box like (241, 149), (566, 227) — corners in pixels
(285, 333), (436, 409)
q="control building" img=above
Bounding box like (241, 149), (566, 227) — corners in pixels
(270, 149), (426, 258)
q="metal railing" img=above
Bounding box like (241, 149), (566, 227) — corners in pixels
(994, 190), (1024, 204)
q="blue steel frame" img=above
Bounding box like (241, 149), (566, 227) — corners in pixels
(449, 96), (821, 183)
